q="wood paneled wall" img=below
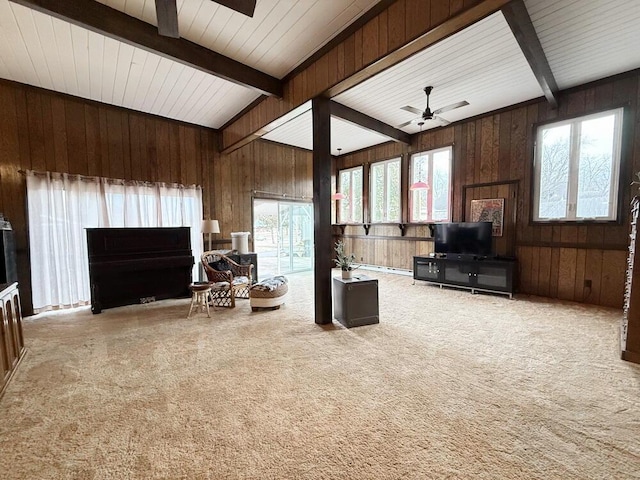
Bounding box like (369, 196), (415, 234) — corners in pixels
(1, 73), (636, 312)
(0, 79), (218, 315)
(210, 140), (313, 241)
(222, 0), (483, 150)
(335, 70), (640, 308)
(0, 80), (313, 316)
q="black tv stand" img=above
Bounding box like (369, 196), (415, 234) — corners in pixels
(450, 253), (483, 261)
(413, 255), (517, 298)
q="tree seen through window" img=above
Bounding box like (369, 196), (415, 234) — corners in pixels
(534, 108), (622, 222)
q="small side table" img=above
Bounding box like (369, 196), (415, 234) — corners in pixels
(332, 274), (379, 328)
(188, 282), (213, 318)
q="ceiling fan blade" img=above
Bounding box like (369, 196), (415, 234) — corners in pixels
(396, 119), (416, 129)
(212, 0), (257, 17)
(155, 0), (179, 38)
(435, 116), (451, 125)
(433, 100), (469, 115)
(400, 105), (423, 116)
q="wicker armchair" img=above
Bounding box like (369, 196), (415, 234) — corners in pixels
(201, 251), (253, 308)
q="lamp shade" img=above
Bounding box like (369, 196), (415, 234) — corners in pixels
(409, 181), (429, 191)
(331, 192), (346, 200)
(202, 219), (220, 234)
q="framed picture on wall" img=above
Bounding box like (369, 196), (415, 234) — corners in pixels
(470, 198), (504, 236)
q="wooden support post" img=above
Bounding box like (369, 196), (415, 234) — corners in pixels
(362, 162), (371, 224)
(312, 96), (333, 325)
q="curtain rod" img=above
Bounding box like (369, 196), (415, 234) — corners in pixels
(17, 169), (200, 189)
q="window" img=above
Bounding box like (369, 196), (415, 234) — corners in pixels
(410, 146), (453, 222)
(533, 108), (624, 222)
(338, 166), (363, 223)
(370, 157), (401, 223)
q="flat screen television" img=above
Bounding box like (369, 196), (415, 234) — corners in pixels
(434, 222), (493, 257)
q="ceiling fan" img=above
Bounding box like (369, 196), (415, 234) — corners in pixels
(155, 0), (257, 38)
(397, 86), (469, 128)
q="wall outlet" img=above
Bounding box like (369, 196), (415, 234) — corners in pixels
(584, 279), (592, 288)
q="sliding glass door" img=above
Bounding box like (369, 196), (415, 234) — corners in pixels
(253, 199), (313, 277)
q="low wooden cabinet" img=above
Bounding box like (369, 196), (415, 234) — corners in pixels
(414, 256), (517, 298)
(0, 282), (25, 398)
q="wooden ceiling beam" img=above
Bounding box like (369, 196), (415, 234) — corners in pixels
(10, 0), (283, 97)
(502, 0), (559, 108)
(330, 101), (411, 145)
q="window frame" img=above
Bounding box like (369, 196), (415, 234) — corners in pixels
(369, 156), (402, 224)
(532, 107), (625, 224)
(336, 165), (363, 224)
(409, 145), (453, 223)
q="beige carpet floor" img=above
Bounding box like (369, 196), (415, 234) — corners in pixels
(1, 270), (639, 479)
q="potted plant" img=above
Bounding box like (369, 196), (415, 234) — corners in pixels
(334, 240), (359, 279)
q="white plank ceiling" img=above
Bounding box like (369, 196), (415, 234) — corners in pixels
(0, 0), (639, 148)
(265, 10), (541, 154)
(526, 0), (640, 90)
(262, 102), (392, 154)
(98, 0), (379, 79)
(334, 11), (543, 136)
(0, 0), (377, 128)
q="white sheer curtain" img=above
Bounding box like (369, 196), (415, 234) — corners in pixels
(26, 171), (203, 313)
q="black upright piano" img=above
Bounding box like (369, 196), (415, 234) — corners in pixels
(87, 227), (194, 314)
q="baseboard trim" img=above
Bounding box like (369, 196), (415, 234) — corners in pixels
(358, 265), (412, 277)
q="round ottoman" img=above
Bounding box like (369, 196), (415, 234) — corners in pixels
(250, 276), (288, 311)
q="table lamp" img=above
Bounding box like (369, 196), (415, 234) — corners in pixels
(202, 219), (220, 251)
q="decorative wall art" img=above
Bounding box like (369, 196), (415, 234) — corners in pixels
(470, 198), (504, 236)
